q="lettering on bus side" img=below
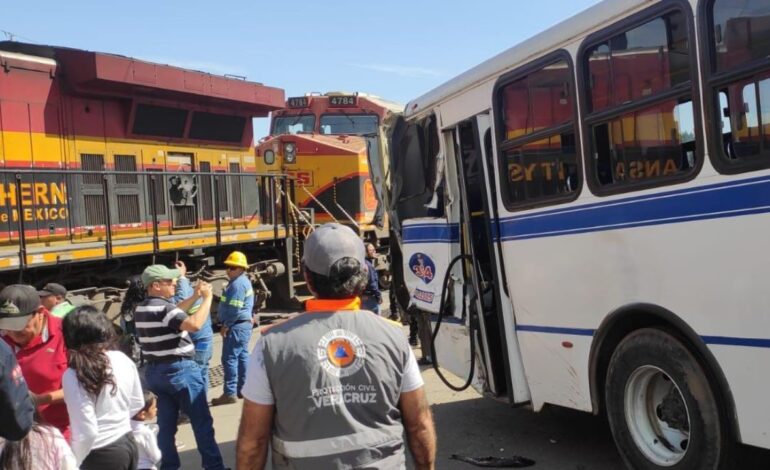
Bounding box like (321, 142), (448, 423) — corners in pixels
(0, 182), (69, 224)
(508, 158), (679, 183)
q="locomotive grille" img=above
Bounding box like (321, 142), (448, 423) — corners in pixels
(172, 205), (196, 228)
(229, 163), (243, 218)
(115, 155), (138, 185)
(117, 194), (141, 224)
(216, 172), (229, 211)
(199, 162), (214, 219)
(81, 154), (104, 185)
(84, 195), (105, 226)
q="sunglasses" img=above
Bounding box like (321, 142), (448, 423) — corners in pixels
(226, 267), (239, 271)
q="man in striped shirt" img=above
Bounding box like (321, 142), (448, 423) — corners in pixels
(135, 264), (226, 470)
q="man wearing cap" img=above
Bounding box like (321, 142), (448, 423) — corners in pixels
(211, 250), (254, 407)
(0, 284), (70, 440)
(236, 223), (436, 469)
(135, 265), (226, 470)
(38, 283), (75, 319)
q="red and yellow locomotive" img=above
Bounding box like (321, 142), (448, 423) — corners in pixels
(0, 41), (294, 301)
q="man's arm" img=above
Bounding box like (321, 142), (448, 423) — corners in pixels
(399, 387), (436, 470)
(176, 289), (201, 313)
(236, 400), (274, 470)
(179, 282), (213, 333)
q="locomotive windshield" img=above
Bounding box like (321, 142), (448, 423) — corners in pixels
(272, 114), (315, 135)
(319, 114), (378, 135)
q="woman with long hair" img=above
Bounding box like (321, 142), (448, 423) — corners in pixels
(62, 306), (144, 469)
(0, 415), (77, 470)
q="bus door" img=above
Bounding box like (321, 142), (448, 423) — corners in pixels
(450, 114), (530, 404)
(387, 115), (480, 390)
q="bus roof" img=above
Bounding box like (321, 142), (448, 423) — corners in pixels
(404, 0), (652, 119)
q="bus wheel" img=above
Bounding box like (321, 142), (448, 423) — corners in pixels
(605, 328), (728, 470)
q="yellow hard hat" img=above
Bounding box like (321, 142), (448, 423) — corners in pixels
(224, 251), (248, 269)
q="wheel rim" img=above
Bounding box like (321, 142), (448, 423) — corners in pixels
(624, 365), (691, 466)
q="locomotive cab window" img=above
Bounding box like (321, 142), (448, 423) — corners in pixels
(703, 0), (770, 172)
(494, 53), (581, 209)
(272, 115), (315, 135)
(319, 114), (379, 135)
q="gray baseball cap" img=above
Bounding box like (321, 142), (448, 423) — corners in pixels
(0, 285), (41, 331)
(302, 223), (366, 276)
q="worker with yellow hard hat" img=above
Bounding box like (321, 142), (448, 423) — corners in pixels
(211, 251), (255, 406)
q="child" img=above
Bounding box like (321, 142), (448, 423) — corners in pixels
(0, 419), (78, 470)
(132, 390), (162, 470)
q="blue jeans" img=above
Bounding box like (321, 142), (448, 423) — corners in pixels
(222, 323), (252, 397)
(362, 297), (380, 316)
(144, 359), (225, 470)
(193, 338), (213, 398)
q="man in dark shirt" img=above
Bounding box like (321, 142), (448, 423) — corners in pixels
(361, 243), (383, 316)
(0, 339), (34, 440)
(134, 264), (225, 470)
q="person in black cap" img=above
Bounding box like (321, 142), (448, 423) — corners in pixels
(38, 283), (75, 319)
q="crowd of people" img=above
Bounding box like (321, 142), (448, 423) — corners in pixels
(0, 223), (437, 469)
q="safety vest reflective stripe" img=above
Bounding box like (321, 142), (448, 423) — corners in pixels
(220, 295), (227, 303)
(271, 425), (403, 459)
(245, 289), (254, 297)
(229, 299), (245, 307)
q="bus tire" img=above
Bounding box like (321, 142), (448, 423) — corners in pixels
(605, 328), (730, 470)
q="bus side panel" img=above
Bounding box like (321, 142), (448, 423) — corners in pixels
(503, 178), (770, 448)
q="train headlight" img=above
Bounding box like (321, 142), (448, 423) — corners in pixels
(264, 149), (275, 165)
(284, 142), (296, 163)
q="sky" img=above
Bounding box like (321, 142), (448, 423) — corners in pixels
(2, 0), (601, 138)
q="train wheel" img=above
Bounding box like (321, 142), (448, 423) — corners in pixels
(605, 328), (730, 470)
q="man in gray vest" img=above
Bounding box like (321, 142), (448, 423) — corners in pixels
(236, 223), (436, 470)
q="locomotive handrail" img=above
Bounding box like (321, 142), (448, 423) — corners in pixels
(3, 167), (293, 276)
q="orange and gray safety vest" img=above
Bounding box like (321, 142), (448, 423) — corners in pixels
(261, 307), (412, 469)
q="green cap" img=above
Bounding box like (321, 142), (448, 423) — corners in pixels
(141, 265), (181, 286)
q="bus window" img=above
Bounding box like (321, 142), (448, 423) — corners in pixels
(705, 0), (770, 171)
(582, 7), (698, 193)
(495, 54), (580, 209)
(272, 115), (315, 135)
(319, 114), (379, 135)
(711, 0), (770, 73)
(715, 75), (770, 162)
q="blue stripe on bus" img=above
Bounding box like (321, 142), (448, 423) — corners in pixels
(701, 335), (770, 348)
(516, 324), (770, 349)
(498, 176), (770, 241)
(403, 224), (460, 244)
(515, 324), (596, 336)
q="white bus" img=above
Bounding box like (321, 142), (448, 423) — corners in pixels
(385, 0), (770, 468)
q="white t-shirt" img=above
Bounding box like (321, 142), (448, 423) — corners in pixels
(242, 335), (425, 405)
(132, 420), (162, 470)
(62, 350), (145, 464)
(0, 425), (77, 470)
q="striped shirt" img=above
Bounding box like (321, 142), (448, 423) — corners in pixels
(134, 296), (194, 360)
